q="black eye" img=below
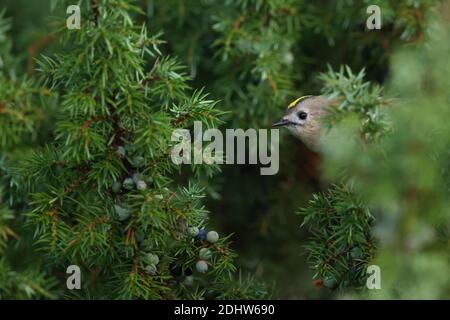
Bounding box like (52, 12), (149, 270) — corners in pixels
(298, 111), (308, 120)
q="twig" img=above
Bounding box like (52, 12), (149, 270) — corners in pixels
(27, 33), (55, 75)
(91, 0), (100, 26)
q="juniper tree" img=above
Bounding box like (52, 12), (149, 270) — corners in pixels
(344, 17), (448, 298)
(148, 0), (444, 297)
(301, 12), (450, 297)
(0, 11), (57, 299)
(20, 0), (269, 299)
(2, 0), (448, 300)
(150, 0), (439, 122)
(298, 66), (388, 291)
(299, 185), (376, 290)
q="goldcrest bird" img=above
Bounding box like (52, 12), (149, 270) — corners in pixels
(272, 95), (331, 150)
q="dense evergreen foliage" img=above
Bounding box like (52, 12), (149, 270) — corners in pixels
(0, 0), (448, 299)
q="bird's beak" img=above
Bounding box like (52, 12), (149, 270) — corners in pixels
(272, 118), (290, 127)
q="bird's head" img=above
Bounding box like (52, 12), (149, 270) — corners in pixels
(273, 95), (330, 150)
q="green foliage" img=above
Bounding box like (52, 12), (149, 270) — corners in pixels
(319, 66), (390, 143)
(0, 186), (15, 252)
(312, 14), (450, 298)
(210, 0), (301, 128)
(148, 0), (445, 298)
(1, 0), (448, 300)
(283, 63), (391, 292)
(299, 5), (449, 296)
(300, 185), (375, 291)
(0, 257), (58, 299)
(0, 10), (57, 300)
(20, 0), (269, 299)
(0, 10), (49, 150)
(151, 0), (439, 124)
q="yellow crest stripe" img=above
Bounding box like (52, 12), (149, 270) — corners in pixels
(288, 95), (312, 109)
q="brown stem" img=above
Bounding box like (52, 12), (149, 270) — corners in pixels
(91, 0), (100, 26)
(81, 115), (106, 131)
(27, 34), (55, 75)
